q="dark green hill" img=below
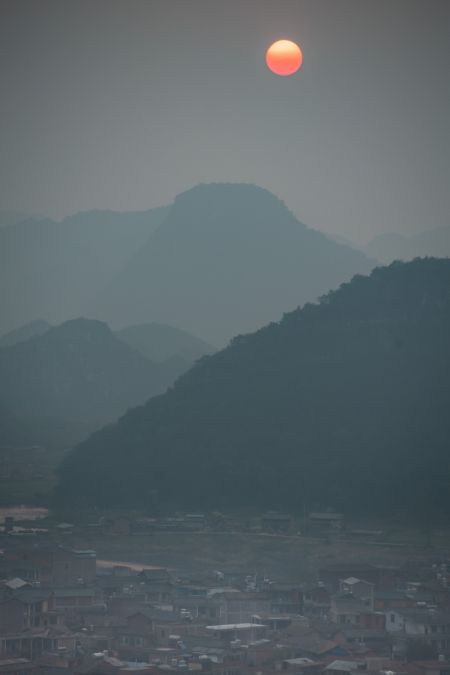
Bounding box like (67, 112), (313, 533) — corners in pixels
(56, 259), (450, 515)
(96, 183), (374, 345)
(0, 318), (168, 434)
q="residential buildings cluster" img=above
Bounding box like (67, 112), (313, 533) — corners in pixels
(1, 534), (450, 675)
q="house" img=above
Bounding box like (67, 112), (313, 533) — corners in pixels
(385, 610), (448, 635)
(3, 546), (96, 586)
(0, 599), (28, 634)
(0, 589), (56, 632)
(320, 564), (400, 592)
(0, 630), (61, 661)
(325, 659), (366, 675)
(342, 627), (391, 654)
(216, 592), (271, 625)
(138, 569), (171, 583)
(1, 580), (30, 593)
(265, 583), (303, 615)
(255, 615), (293, 631)
(339, 579), (374, 611)
(205, 623), (266, 644)
(282, 657), (324, 675)
(385, 609), (450, 656)
(330, 594), (368, 626)
(374, 591), (417, 612)
(97, 573), (147, 600)
(303, 584), (331, 618)
(113, 610), (157, 660)
(290, 633), (348, 659)
(53, 587), (100, 610)
(173, 597), (223, 622)
(409, 660), (450, 675)
(73, 653), (155, 675)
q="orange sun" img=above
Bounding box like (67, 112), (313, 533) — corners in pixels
(266, 39), (303, 76)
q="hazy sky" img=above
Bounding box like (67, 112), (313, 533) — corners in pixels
(1, 0), (449, 242)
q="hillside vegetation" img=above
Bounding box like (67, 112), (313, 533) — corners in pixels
(56, 258), (450, 516)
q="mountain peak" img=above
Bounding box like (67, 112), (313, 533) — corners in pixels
(174, 181), (289, 206)
(96, 185), (373, 345)
(169, 182), (301, 232)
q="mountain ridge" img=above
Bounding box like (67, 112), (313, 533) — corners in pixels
(95, 183), (375, 345)
(56, 258), (450, 515)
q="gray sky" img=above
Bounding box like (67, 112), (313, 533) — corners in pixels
(1, 0), (449, 242)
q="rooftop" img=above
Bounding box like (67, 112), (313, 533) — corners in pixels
(206, 623), (265, 631)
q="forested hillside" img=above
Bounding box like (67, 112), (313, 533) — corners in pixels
(56, 259), (450, 516)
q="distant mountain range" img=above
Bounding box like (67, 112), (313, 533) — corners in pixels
(364, 226), (450, 263)
(3, 188), (448, 345)
(0, 206), (169, 336)
(55, 258), (450, 516)
(1, 185), (374, 345)
(94, 183), (374, 345)
(0, 318), (214, 365)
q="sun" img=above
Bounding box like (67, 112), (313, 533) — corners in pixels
(266, 39), (303, 76)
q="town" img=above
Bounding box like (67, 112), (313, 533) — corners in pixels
(1, 511), (450, 675)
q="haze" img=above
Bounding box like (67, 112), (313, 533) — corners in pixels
(1, 0), (449, 242)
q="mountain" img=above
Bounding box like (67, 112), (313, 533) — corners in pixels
(55, 258), (450, 515)
(116, 323), (215, 365)
(94, 183), (375, 345)
(0, 320), (52, 348)
(0, 206), (169, 336)
(365, 226), (450, 264)
(0, 318), (169, 435)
